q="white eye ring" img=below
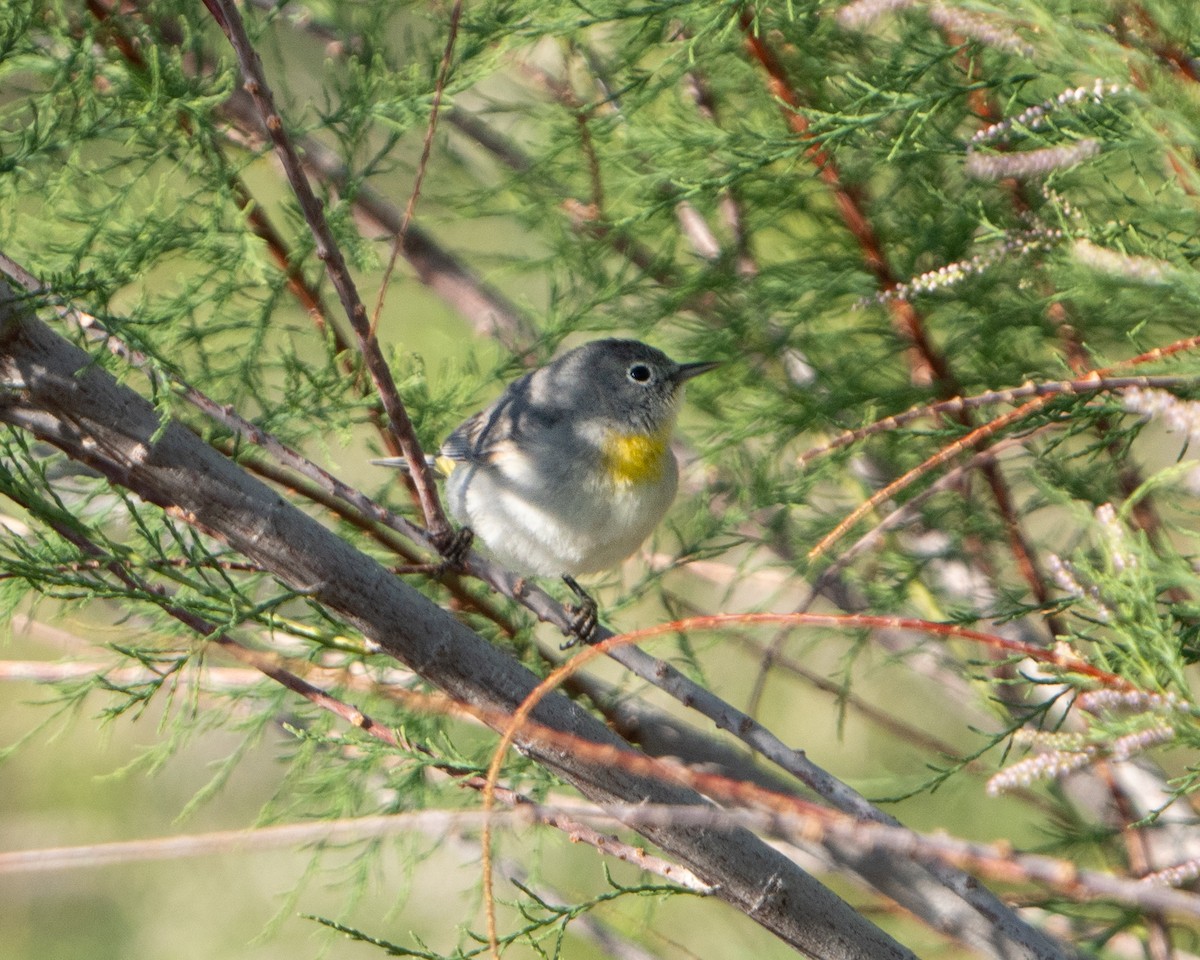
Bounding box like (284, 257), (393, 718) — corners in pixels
(628, 363), (653, 383)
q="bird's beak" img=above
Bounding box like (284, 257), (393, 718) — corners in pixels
(675, 360), (720, 382)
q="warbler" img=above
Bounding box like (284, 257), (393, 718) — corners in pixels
(379, 338), (717, 584)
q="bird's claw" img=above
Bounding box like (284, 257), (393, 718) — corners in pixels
(433, 526), (474, 575)
(561, 574), (599, 648)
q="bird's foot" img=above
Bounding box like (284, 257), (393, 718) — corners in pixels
(432, 526), (474, 575)
(560, 575), (599, 648)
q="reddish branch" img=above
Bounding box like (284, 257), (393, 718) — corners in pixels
(738, 8), (949, 389)
(737, 8), (1059, 615)
(1113, 3), (1200, 83)
(809, 332), (1200, 560)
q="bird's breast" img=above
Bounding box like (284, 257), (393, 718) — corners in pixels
(600, 429), (672, 486)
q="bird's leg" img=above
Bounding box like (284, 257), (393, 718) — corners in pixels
(560, 575), (599, 648)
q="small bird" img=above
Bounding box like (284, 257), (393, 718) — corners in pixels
(377, 338), (717, 639)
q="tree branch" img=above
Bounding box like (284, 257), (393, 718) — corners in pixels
(0, 280), (914, 960)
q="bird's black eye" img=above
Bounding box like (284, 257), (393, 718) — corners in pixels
(628, 363), (653, 383)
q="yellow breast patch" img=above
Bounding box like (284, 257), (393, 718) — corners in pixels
(601, 430), (670, 486)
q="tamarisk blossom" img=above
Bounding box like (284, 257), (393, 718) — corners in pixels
(1073, 240), (1174, 285)
(965, 139), (1101, 180)
(926, 4), (1033, 57)
(973, 80), (1131, 145)
(1141, 857), (1200, 889)
(875, 226), (1064, 303)
(1123, 387), (1200, 446)
(988, 724), (1175, 795)
(1046, 553), (1111, 622)
(835, 0), (915, 30)
(987, 746), (1096, 795)
(837, 0), (1033, 57)
(1077, 688), (1189, 715)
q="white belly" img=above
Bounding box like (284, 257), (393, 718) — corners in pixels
(445, 451), (679, 577)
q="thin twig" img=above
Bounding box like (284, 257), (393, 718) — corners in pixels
(87, 0), (349, 356)
(16, 790), (1196, 923)
(370, 0), (464, 339)
(797, 375), (1195, 469)
(808, 337), (1200, 562)
(203, 0), (450, 542)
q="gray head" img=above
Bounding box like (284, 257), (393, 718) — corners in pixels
(534, 339), (718, 434)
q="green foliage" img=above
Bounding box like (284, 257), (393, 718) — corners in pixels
(3, 0), (1200, 957)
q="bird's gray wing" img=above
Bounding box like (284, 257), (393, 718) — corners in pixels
(439, 371), (556, 465)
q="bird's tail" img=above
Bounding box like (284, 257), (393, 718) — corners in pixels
(371, 454), (454, 477)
